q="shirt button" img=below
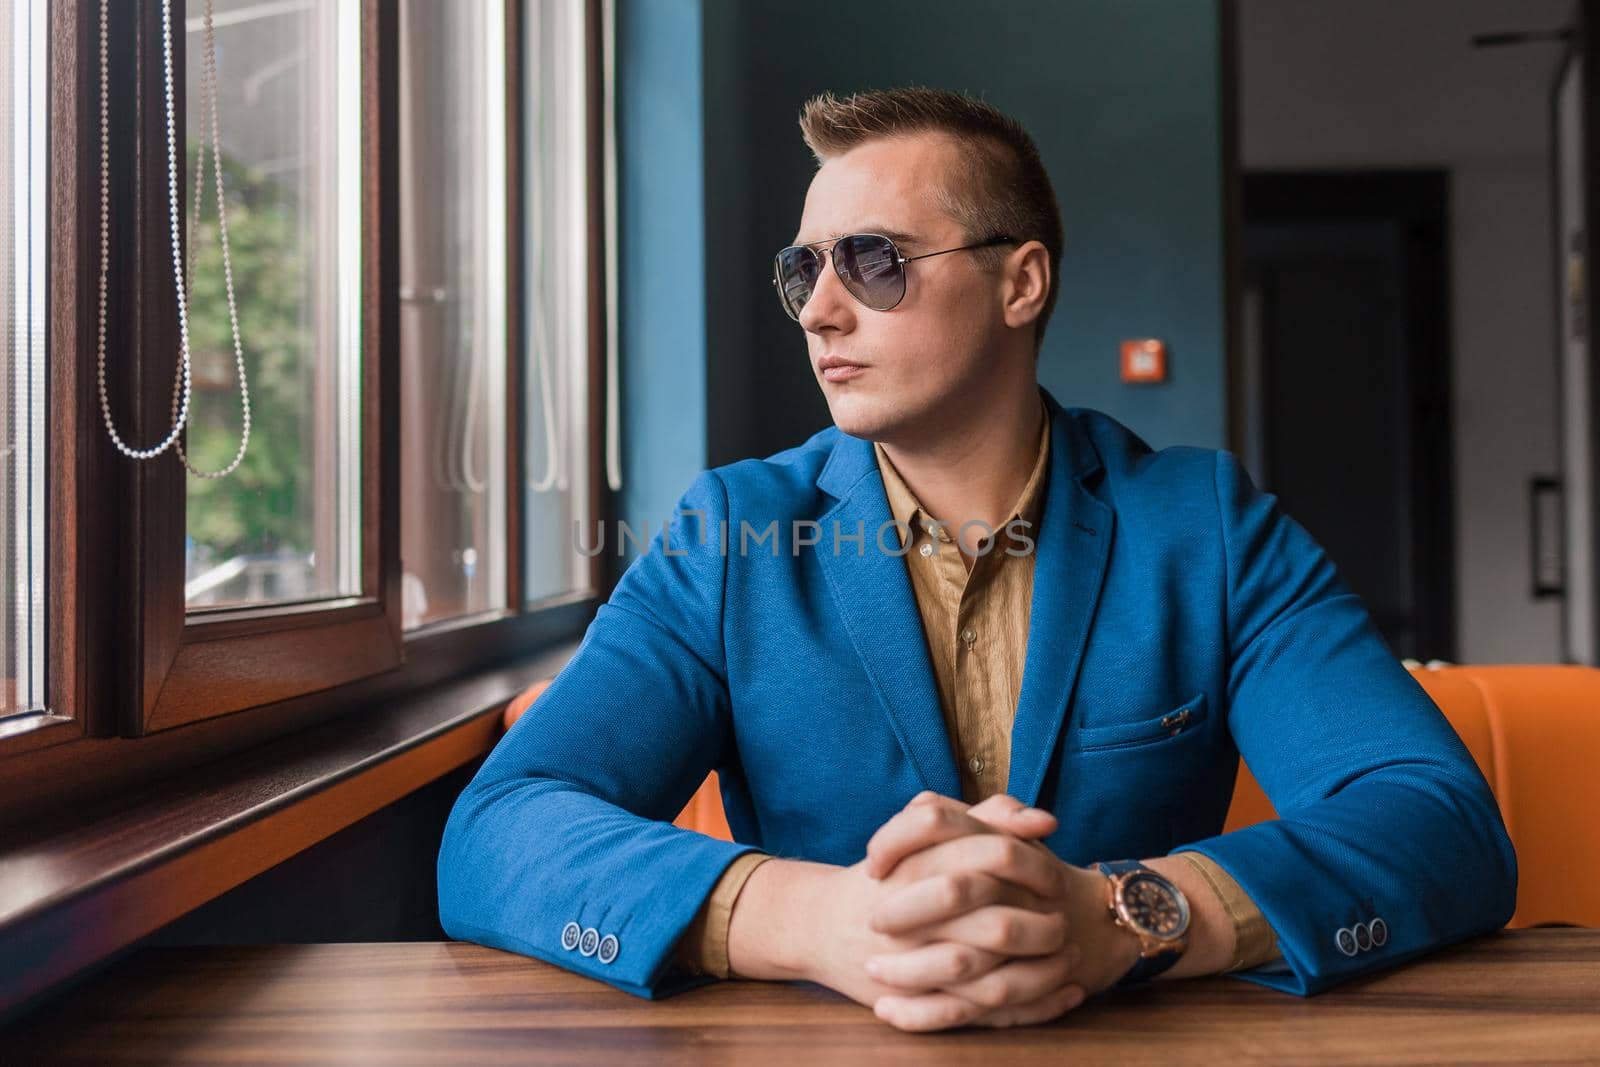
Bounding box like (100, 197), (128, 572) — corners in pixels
(969, 755), (984, 773)
(961, 626), (976, 644)
(919, 543), (934, 557)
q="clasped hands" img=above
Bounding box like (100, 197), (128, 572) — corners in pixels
(812, 790), (1140, 1032)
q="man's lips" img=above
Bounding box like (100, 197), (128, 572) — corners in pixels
(818, 357), (867, 383)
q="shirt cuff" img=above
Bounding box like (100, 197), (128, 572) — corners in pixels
(671, 851), (775, 978)
(1173, 850), (1283, 972)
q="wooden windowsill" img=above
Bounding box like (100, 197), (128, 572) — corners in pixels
(0, 640), (577, 1022)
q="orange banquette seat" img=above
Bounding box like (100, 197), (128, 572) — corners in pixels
(501, 664), (1599, 928)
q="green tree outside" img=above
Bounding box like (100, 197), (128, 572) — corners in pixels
(182, 144), (313, 565)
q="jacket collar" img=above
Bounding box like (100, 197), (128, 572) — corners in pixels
(817, 386), (1102, 499)
(871, 391), (1052, 550)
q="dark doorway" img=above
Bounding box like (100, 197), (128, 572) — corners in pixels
(1241, 172), (1455, 661)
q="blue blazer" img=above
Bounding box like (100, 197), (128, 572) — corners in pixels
(438, 386), (1517, 1000)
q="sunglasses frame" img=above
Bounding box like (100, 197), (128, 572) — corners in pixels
(771, 232), (1019, 321)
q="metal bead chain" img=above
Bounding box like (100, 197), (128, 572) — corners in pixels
(175, 0), (249, 477)
(94, 0), (187, 459)
(95, 0), (250, 477)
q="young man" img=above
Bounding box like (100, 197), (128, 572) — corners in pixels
(438, 87), (1516, 1032)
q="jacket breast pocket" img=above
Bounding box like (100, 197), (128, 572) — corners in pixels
(1073, 693), (1209, 752)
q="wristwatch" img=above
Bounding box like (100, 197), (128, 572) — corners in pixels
(1094, 859), (1191, 988)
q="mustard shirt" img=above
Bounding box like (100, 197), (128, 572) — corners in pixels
(674, 395), (1281, 978)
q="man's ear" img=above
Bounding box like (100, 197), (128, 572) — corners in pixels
(1002, 240), (1050, 332)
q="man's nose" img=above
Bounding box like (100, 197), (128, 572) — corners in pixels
(797, 250), (857, 333)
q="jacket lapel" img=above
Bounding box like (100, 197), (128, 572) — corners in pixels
(812, 388), (1113, 808)
(1007, 392), (1114, 808)
(815, 436), (963, 799)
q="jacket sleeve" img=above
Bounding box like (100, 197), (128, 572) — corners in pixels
(437, 470), (766, 999)
(1166, 451), (1518, 996)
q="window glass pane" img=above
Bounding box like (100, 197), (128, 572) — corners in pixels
(1, 0), (46, 720)
(523, 0), (592, 606)
(398, 0), (509, 631)
(182, 0), (362, 610)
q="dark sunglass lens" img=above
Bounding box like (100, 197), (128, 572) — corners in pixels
(834, 235), (904, 310)
(776, 247), (820, 319)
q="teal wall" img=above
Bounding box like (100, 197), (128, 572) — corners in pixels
(620, 0), (1227, 537)
(616, 0), (708, 542)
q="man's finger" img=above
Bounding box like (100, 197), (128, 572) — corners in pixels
(888, 831), (1067, 902)
(864, 796), (977, 879)
(940, 942), (1082, 1011)
(865, 940), (1007, 991)
(876, 980), (1085, 1033)
(865, 796), (1056, 880)
(970, 980), (1087, 1029)
(887, 903), (1069, 955)
(874, 988), (989, 1032)
(966, 793), (1057, 834)
(868, 869), (1049, 934)
(873, 945), (1084, 1032)
(966, 792), (1037, 820)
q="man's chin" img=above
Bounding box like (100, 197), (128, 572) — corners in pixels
(823, 394), (890, 441)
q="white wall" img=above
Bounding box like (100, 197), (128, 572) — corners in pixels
(1239, 0), (1572, 662)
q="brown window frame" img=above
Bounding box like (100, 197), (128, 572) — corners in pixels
(124, 0), (400, 735)
(0, 0), (611, 824)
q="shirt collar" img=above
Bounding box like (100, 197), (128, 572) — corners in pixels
(872, 394), (1051, 549)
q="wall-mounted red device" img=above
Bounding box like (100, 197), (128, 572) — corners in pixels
(1121, 338), (1167, 384)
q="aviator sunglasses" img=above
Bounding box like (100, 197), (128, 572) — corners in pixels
(772, 232), (1018, 321)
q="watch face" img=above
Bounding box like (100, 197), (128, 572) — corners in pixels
(1121, 873), (1189, 938)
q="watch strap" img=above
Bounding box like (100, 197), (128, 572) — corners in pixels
(1096, 860), (1185, 988)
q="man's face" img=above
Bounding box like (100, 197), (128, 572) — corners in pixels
(789, 133), (1011, 442)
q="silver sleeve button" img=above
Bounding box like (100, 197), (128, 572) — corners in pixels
(597, 933), (619, 964)
(578, 926), (600, 957)
(1370, 917), (1388, 947)
(560, 922), (581, 951)
(1335, 927), (1358, 956)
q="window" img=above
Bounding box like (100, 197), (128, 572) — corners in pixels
(397, 0), (510, 631)
(0, 0), (609, 783)
(397, 0), (599, 629)
(182, 0), (364, 611)
(0, 2), (619, 1006)
(0, 0), (46, 724)
(522, 0), (596, 607)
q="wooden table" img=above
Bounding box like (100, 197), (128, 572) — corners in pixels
(4, 930), (1597, 1064)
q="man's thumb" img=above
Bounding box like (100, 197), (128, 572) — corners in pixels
(970, 793), (1056, 830)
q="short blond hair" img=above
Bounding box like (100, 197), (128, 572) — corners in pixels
(798, 86), (1063, 354)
